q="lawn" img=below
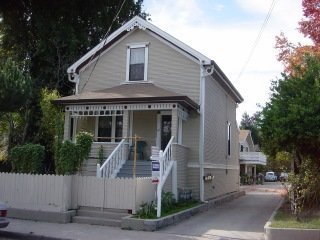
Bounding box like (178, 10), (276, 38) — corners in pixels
(271, 201), (320, 229)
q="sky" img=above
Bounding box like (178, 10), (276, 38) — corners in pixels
(142, 0), (310, 122)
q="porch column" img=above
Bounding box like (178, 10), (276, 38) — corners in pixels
(63, 111), (70, 140)
(171, 108), (178, 142)
(122, 110), (129, 139)
(253, 165), (257, 184)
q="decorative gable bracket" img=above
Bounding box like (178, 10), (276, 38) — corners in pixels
(126, 19), (146, 32)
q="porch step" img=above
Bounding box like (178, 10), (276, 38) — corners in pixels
(72, 207), (130, 227)
(79, 157), (99, 176)
(117, 160), (151, 178)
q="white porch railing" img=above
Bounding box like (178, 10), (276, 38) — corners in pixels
(96, 139), (128, 178)
(239, 152), (267, 165)
(152, 136), (177, 218)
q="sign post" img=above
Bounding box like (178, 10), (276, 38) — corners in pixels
(151, 160), (160, 184)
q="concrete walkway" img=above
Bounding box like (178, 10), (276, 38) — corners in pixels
(0, 183), (284, 240)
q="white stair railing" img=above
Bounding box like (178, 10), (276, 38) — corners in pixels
(96, 139), (127, 178)
(152, 136), (177, 218)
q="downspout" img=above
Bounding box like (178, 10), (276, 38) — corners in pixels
(199, 60), (214, 202)
(68, 71), (80, 94)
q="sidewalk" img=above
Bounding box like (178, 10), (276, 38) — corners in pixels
(0, 218), (201, 240)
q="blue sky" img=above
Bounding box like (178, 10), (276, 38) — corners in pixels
(142, 0), (310, 122)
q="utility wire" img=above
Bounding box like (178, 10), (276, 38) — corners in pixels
(237, 0), (277, 81)
(81, 0), (127, 92)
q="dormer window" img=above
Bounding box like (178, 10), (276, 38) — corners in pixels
(126, 43), (149, 82)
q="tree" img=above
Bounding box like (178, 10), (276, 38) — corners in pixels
(0, 0), (148, 145)
(0, 59), (31, 112)
(260, 55), (320, 165)
(240, 111), (261, 146)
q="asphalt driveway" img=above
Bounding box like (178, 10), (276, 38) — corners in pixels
(160, 182), (283, 240)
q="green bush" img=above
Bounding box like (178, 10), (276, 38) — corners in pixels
(55, 132), (93, 175)
(98, 145), (104, 165)
(76, 131), (93, 169)
(9, 143), (45, 174)
(55, 140), (78, 175)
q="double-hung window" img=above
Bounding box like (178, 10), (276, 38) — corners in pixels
(126, 43), (149, 82)
(97, 115), (123, 142)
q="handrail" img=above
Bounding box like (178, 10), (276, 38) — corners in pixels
(155, 136), (176, 218)
(97, 139), (127, 178)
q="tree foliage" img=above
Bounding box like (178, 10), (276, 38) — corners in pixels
(0, 59), (32, 112)
(240, 111), (261, 146)
(0, 0), (147, 148)
(260, 56), (320, 164)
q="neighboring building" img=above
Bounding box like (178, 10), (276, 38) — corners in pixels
(239, 130), (266, 179)
(54, 16), (243, 202)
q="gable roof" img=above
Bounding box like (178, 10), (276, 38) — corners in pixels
(67, 16), (212, 75)
(53, 83), (198, 110)
(239, 130), (250, 143)
(67, 16), (243, 104)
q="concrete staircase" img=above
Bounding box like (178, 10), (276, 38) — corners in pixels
(117, 160), (152, 178)
(79, 157), (99, 176)
(72, 207), (130, 227)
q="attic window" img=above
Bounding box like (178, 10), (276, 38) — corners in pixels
(126, 43), (149, 82)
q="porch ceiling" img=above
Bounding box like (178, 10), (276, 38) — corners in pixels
(53, 83), (198, 110)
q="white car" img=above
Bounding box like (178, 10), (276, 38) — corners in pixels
(265, 171), (277, 182)
(0, 201), (9, 228)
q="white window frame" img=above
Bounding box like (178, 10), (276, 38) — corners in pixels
(126, 42), (149, 82)
(227, 122), (231, 156)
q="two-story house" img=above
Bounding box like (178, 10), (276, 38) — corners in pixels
(54, 16), (243, 202)
(239, 130), (266, 181)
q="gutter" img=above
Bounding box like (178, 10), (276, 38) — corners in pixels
(199, 60), (215, 202)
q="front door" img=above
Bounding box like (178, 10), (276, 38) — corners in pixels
(160, 115), (171, 150)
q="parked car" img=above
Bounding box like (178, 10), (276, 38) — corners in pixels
(279, 172), (289, 182)
(265, 171), (277, 182)
(0, 201), (9, 228)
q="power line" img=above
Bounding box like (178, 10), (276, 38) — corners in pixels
(237, 0), (277, 81)
(81, 0), (127, 92)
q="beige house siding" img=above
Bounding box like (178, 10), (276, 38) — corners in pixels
(187, 168), (200, 200)
(132, 111), (157, 160)
(202, 75), (239, 200)
(204, 168), (239, 199)
(78, 29), (200, 104)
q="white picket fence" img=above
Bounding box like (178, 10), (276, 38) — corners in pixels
(0, 173), (155, 214)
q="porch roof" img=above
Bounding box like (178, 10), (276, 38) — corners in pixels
(53, 83), (199, 110)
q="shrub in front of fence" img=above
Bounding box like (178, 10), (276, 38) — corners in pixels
(55, 131), (93, 175)
(9, 143), (45, 174)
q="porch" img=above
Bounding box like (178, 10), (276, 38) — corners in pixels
(239, 152), (267, 184)
(63, 102), (191, 178)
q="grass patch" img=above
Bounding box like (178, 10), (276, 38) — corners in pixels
(271, 201), (320, 229)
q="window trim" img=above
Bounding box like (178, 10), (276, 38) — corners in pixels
(227, 122), (231, 156)
(126, 42), (149, 82)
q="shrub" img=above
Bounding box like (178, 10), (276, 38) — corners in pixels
(98, 145), (104, 165)
(55, 132), (93, 175)
(55, 140), (78, 175)
(76, 131), (93, 169)
(9, 143), (45, 174)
